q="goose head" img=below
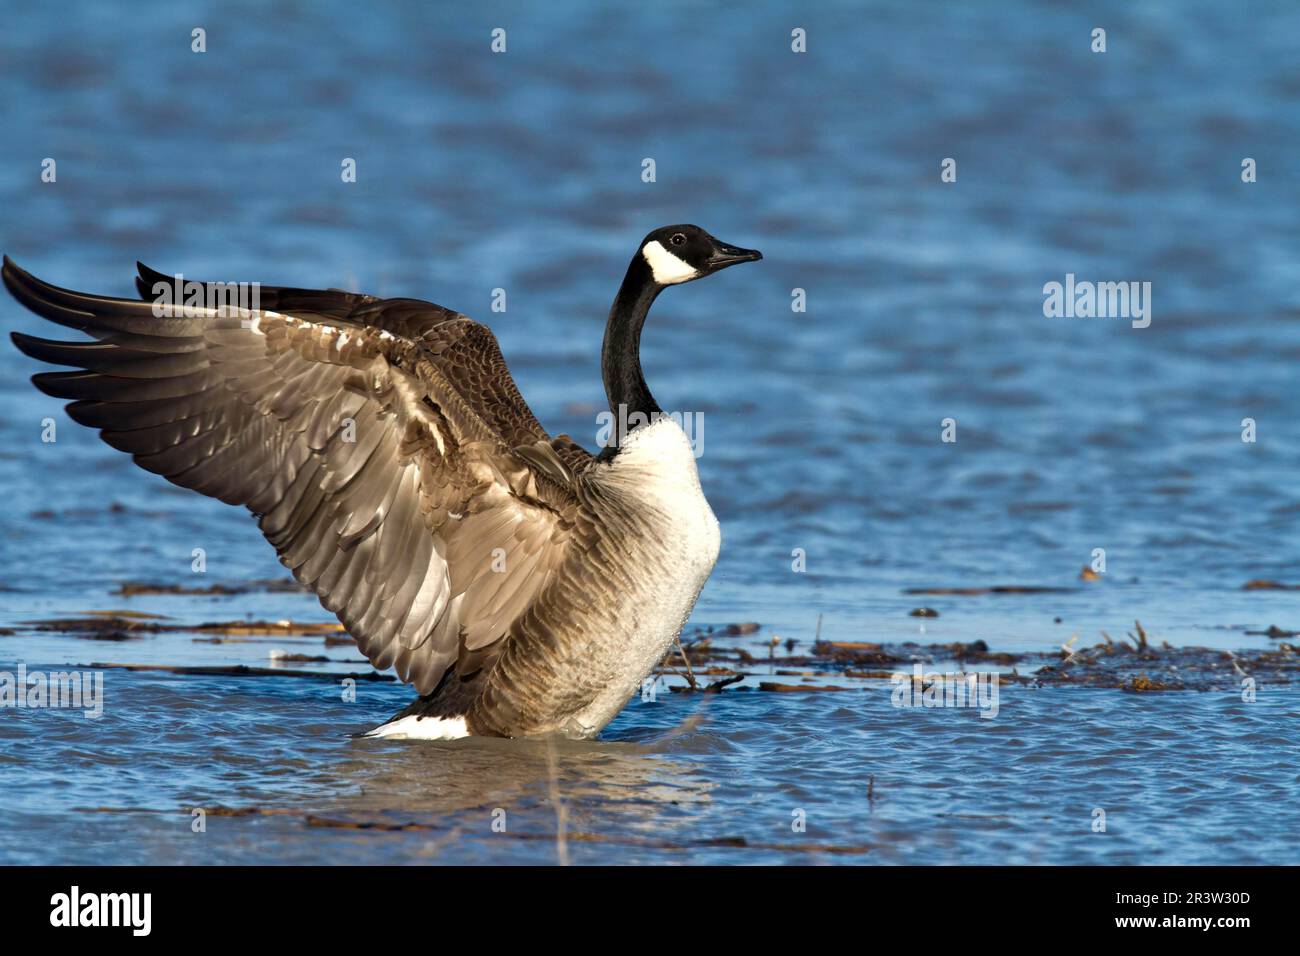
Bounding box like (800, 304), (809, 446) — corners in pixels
(638, 224), (762, 287)
(600, 223), (761, 450)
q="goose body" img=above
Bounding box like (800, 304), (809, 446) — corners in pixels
(374, 416), (721, 739)
(4, 225), (760, 739)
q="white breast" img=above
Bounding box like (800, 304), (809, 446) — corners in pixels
(612, 412), (704, 482)
(565, 416), (721, 735)
(604, 416), (720, 561)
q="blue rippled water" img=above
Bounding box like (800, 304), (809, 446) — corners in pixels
(1, 0), (1298, 864)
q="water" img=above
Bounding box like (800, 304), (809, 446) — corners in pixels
(2, 0), (1299, 864)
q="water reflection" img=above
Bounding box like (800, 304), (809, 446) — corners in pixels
(334, 734), (714, 831)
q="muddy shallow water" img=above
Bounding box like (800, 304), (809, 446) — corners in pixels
(1, 609), (1296, 864)
(2, 0), (1300, 863)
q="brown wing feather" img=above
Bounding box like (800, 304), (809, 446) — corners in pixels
(6, 258), (593, 696)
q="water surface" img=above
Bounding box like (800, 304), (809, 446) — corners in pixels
(1, 0), (1298, 864)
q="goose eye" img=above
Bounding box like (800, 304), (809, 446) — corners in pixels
(670, 233), (686, 246)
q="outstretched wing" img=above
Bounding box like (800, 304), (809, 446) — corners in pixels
(6, 258), (595, 695)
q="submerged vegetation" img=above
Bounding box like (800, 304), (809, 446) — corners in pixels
(12, 597), (1298, 696)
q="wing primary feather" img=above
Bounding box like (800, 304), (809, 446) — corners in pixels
(5, 258), (592, 708)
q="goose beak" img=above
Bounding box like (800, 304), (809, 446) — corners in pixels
(707, 241), (763, 271)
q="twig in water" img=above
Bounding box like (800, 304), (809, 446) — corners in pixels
(703, 673), (744, 692)
(674, 635), (697, 690)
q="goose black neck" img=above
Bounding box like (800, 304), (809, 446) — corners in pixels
(601, 254), (663, 440)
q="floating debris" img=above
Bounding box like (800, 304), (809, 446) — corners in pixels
(114, 582), (244, 597)
(86, 662), (394, 682)
(30, 501), (170, 520)
(1032, 632), (1299, 691)
(113, 578), (309, 596)
(268, 650), (333, 663)
(903, 586), (1074, 596)
(19, 614), (344, 639)
(192, 620), (345, 637)
(22, 615), (170, 636)
(1127, 675), (1173, 692)
(16, 607), (1300, 701)
(668, 674), (744, 694)
(655, 621), (1300, 695)
(811, 641), (905, 665)
(1245, 625), (1299, 638)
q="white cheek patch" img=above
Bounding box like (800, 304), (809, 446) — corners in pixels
(642, 240), (699, 285)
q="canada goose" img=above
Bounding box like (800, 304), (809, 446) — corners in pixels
(4, 225), (762, 739)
